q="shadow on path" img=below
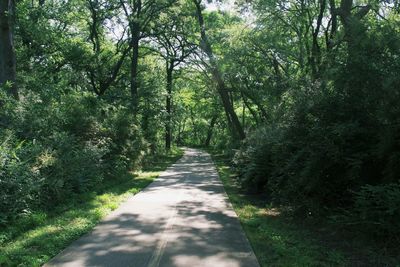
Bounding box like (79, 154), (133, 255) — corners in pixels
(44, 148), (260, 267)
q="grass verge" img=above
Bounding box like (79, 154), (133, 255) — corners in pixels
(0, 148), (183, 267)
(209, 150), (399, 267)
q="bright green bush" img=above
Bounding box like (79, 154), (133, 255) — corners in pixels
(103, 107), (149, 174)
(38, 132), (107, 205)
(0, 133), (42, 224)
(0, 89), (149, 225)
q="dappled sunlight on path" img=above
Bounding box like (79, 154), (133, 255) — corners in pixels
(44, 148), (259, 267)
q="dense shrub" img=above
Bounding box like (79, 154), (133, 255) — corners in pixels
(38, 132), (107, 205)
(233, 23), (400, 220)
(343, 183), (400, 239)
(0, 90), (148, 225)
(233, 126), (283, 193)
(234, 82), (400, 215)
(0, 133), (42, 224)
(103, 108), (149, 174)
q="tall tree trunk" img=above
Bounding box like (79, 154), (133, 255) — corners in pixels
(242, 79), (268, 122)
(0, 0), (18, 99)
(241, 101), (245, 129)
(165, 60), (173, 150)
(327, 0), (337, 51)
(310, 0), (326, 79)
(177, 119), (185, 145)
(193, 0), (245, 140)
(204, 115), (217, 147)
(241, 91), (259, 124)
(130, 23), (140, 114)
(337, 0), (371, 50)
(189, 108), (198, 144)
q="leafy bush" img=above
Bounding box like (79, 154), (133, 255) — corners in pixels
(353, 183), (400, 237)
(233, 82), (396, 214)
(333, 183), (400, 239)
(0, 132), (42, 224)
(38, 132), (107, 205)
(233, 126), (283, 193)
(233, 23), (400, 221)
(103, 107), (149, 174)
(0, 89), (149, 225)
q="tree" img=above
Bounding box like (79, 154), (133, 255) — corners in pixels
(192, 0), (245, 140)
(86, 0), (131, 96)
(335, 0), (372, 58)
(119, 0), (174, 114)
(0, 0), (18, 99)
(152, 10), (196, 150)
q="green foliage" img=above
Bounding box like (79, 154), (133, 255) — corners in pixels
(0, 133), (41, 224)
(0, 89), (148, 225)
(103, 107), (149, 173)
(0, 149), (182, 267)
(213, 150), (399, 266)
(233, 126), (282, 193)
(338, 183), (400, 240)
(232, 6), (400, 232)
(40, 132), (106, 202)
(1, 0), (400, 261)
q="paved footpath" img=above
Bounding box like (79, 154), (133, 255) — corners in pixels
(44, 148), (260, 267)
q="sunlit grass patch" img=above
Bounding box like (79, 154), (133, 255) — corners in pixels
(0, 149), (183, 267)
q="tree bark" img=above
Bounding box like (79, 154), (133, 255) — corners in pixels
(177, 119), (185, 145)
(89, 45), (131, 96)
(310, 0), (326, 79)
(327, 0), (337, 51)
(189, 108), (199, 143)
(130, 24), (140, 114)
(0, 0), (18, 99)
(241, 91), (259, 124)
(204, 115), (217, 147)
(242, 78), (268, 122)
(336, 0), (371, 62)
(193, 0), (245, 140)
(165, 60), (173, 150)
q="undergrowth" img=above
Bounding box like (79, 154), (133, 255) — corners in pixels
(0, 148), (183, 267)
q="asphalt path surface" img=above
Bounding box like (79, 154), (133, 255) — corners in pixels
(44, 148), (260, 267)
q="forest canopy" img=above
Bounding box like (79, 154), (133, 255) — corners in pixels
(1, 0), (400, 245)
